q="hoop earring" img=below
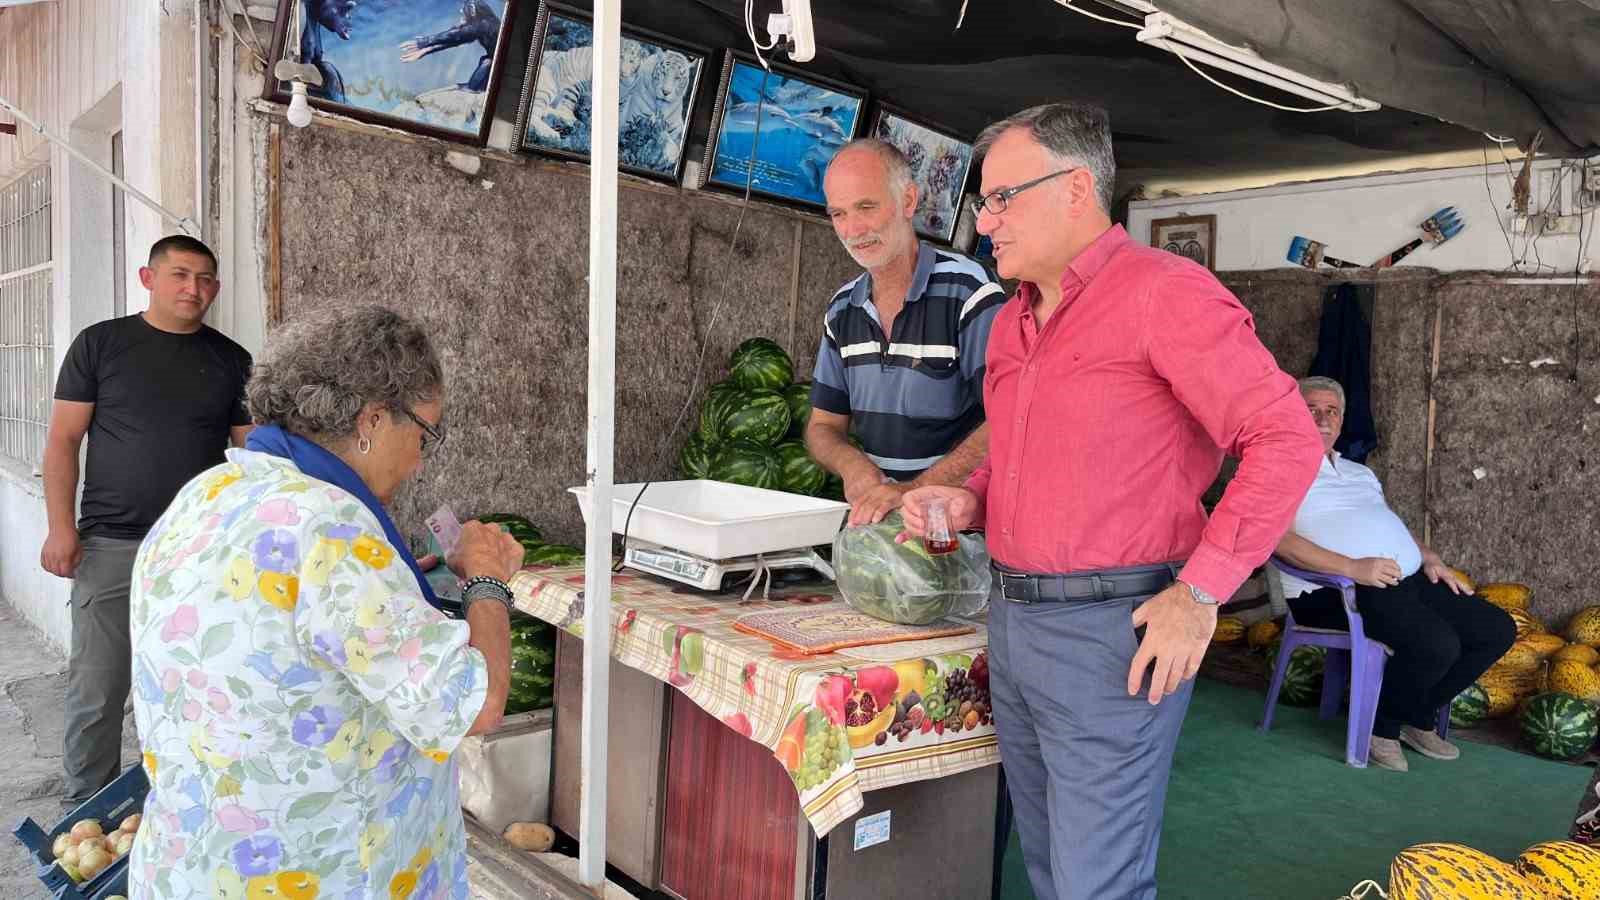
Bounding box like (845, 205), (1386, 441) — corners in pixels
(358, 436), (372, 455)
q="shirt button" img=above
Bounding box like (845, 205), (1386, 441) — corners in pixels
(1073, 353), (1081, 362)
(1015, 416), (1024, 424)
(1008, 471), (1017, 479)
(1002, 528), (1011, 535)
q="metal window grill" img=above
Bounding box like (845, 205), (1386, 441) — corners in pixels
(0, 166), (52, 469)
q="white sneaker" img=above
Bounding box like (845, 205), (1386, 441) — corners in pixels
(1400, 724), (1460, 760)
(1368, 736), (1409, 772)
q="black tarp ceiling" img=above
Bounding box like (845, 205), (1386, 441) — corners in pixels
(598, 0), (1599, 187)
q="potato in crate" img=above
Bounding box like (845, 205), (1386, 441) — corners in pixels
(10, 763), (147, 899)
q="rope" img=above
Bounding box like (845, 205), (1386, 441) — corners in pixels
(1338, 880), (1388, 900)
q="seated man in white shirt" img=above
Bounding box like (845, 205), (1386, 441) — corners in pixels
(1276, 376), (1515, 772)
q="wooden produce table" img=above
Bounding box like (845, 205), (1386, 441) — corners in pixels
(510, 565), (1004, 900)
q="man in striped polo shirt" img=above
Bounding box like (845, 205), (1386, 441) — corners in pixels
(806, 139), (1006, 526)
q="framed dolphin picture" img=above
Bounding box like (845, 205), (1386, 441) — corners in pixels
(871, 105), (975, 246)
(700, 51), (867, 209)
(265, 0), (520, 144)
(514, 2), (708, 183)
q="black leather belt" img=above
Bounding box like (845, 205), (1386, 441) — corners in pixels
(992, 561), (1182, 604)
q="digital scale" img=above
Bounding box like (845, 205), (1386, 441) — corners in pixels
(570, 479), (851, 595)
(621, 536), (835, 592)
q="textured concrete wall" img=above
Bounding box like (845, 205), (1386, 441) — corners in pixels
(276, 124), (855, 552)
(1218, 269), (1598, 627)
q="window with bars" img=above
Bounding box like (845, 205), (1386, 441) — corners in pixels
(0, 165), (53, 470)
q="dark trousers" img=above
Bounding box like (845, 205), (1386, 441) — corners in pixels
(1288, 571), (1516, 739)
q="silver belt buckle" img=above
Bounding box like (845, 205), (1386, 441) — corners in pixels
(1000, 571), (1033, 604)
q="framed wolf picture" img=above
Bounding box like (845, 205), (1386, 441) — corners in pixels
(871, 105), (975, 245)
(266, 0), (520, 144)
(514, 3), (708, 183)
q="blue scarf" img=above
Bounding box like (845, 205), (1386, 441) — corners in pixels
(245, 424), (445, 612)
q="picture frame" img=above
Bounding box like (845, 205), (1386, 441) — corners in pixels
(700, 50), (867, 209)
(1150, 214), (1217, 271)
(265, 0), (520, 145)
(870, 105), (975, 245)
(513, 2), (709, 183)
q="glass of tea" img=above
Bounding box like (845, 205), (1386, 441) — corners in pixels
(924, 497), (958, 555)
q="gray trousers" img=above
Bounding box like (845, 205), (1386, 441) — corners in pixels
(988, 583), (1195, 900)
(64, 535), (141, 802)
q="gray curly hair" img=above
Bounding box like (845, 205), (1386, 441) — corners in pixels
(1298, 375), (1346, 412)
(246, 305), (442, 442)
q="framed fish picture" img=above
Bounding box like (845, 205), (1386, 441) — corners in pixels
(871, 105), (975, 245)
(700, 51), (867, 209)
(265, 0), (520, 145)
(514, 2), (708, 183)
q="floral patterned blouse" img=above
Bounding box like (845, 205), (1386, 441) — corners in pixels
(128, 449), (489, 900)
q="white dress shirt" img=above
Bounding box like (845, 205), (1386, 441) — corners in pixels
(1280, 451), (1423, 598)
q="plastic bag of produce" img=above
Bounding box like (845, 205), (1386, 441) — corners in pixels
(833, 512), (991, 625)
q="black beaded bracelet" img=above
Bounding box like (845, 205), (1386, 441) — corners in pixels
(461, 576), (513, 613)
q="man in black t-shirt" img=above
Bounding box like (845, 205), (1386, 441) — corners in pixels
(41, 235), (253, 804)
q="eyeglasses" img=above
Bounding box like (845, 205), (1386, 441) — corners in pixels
(404, 408), (448, 457)
(970, 168), (1080, 217)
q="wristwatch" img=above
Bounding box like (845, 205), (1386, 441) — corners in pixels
(1181, 580), (1220, 606)
(461, 575), (514, 614)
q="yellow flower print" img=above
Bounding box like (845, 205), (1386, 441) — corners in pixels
(142, 751), (157, 778)
(359, 730), (396, 770)
(224, 556), (256, 600)
(326, 720), (363, 763)
(202, 465), (245, 501)
(344, 639), (373, 675)
(247, 871), (319, 900)
(257, 571), (299, 612)
(352, 534), (395, 570)
(410, 846), (432, 872)
(214, 866), (247, 900)
(188, 727), (230, 769)
(388, 870), (418, 900)
(304, 538), (348, 586)
(359, 824), (389, 871)
(355, 589), (393, 630)
(421, 748), (450, 764)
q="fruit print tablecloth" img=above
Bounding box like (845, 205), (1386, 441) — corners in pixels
(507, 565), (1000, 836)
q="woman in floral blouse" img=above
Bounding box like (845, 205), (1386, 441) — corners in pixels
(128, 305), (524, 899)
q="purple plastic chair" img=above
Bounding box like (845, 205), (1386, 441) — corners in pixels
(1260, 559), (1450, 768)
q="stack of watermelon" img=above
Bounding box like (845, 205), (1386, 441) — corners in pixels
(507, 613), (556, 714)
(477, 513), (584, 567)
(680, 337), (840, 499)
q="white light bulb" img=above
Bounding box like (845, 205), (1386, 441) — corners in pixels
(286, 83), (313, 128)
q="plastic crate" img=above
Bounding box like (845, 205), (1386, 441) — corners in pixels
(11, 763), (147, 899)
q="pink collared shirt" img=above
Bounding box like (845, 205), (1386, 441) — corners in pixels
(964, 225), (1323, 601)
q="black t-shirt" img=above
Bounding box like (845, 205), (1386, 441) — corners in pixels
(55, 315), (253, 539)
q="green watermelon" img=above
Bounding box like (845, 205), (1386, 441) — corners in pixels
(728, 338), (794, 391)
(722, 389), (791, 446)
(784, 382), (812, 437)
(1450, 683), (1491, 728)
(476, 513), (543, 545)
(507, 614), (556, 714)
(698, 383), (747, 443)
(1520, 692), (1599, 760)
(1265, 642), (1326, 706)
(774, 440), (828, 496)
(709, 440), (781, 490)
(679, 431), (718, 479)
(526, 543), (584, 566)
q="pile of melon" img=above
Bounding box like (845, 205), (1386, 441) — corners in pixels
(1345, 839), (1600, 899)
(1448, 580), (1600, 761)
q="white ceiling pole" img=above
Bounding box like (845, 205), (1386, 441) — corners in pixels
(0, 1), (58, 8)
(578, 0), (620, 889)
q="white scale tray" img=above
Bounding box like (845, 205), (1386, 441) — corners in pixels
(568, 479), (849, 562)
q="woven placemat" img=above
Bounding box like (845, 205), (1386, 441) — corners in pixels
(733, 606), (973, 655)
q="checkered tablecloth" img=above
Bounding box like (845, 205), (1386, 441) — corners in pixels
(508, 565), (1000, 836)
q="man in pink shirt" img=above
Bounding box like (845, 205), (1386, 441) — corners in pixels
(903, 103), (1323, 900)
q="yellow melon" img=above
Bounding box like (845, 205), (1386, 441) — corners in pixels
(1554, 643), (1600, 666)
(1565, 606), (1600, 647)
(1520, 633), (1567, 658)
(1246, 619), (1281, 651)
(1211, 616), (1246, 644)
(1513, 841), (1600, 900)
(1478, 582), (1532, 611)
(1495, 641), (1545, 673)
(1389, 843), (1540, 899)
(1483, 682), (1523, 719)
(1451, 568), (1477, 593)
(1549, 660), (1600, 704)
(1508, 607), (1548, 639)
